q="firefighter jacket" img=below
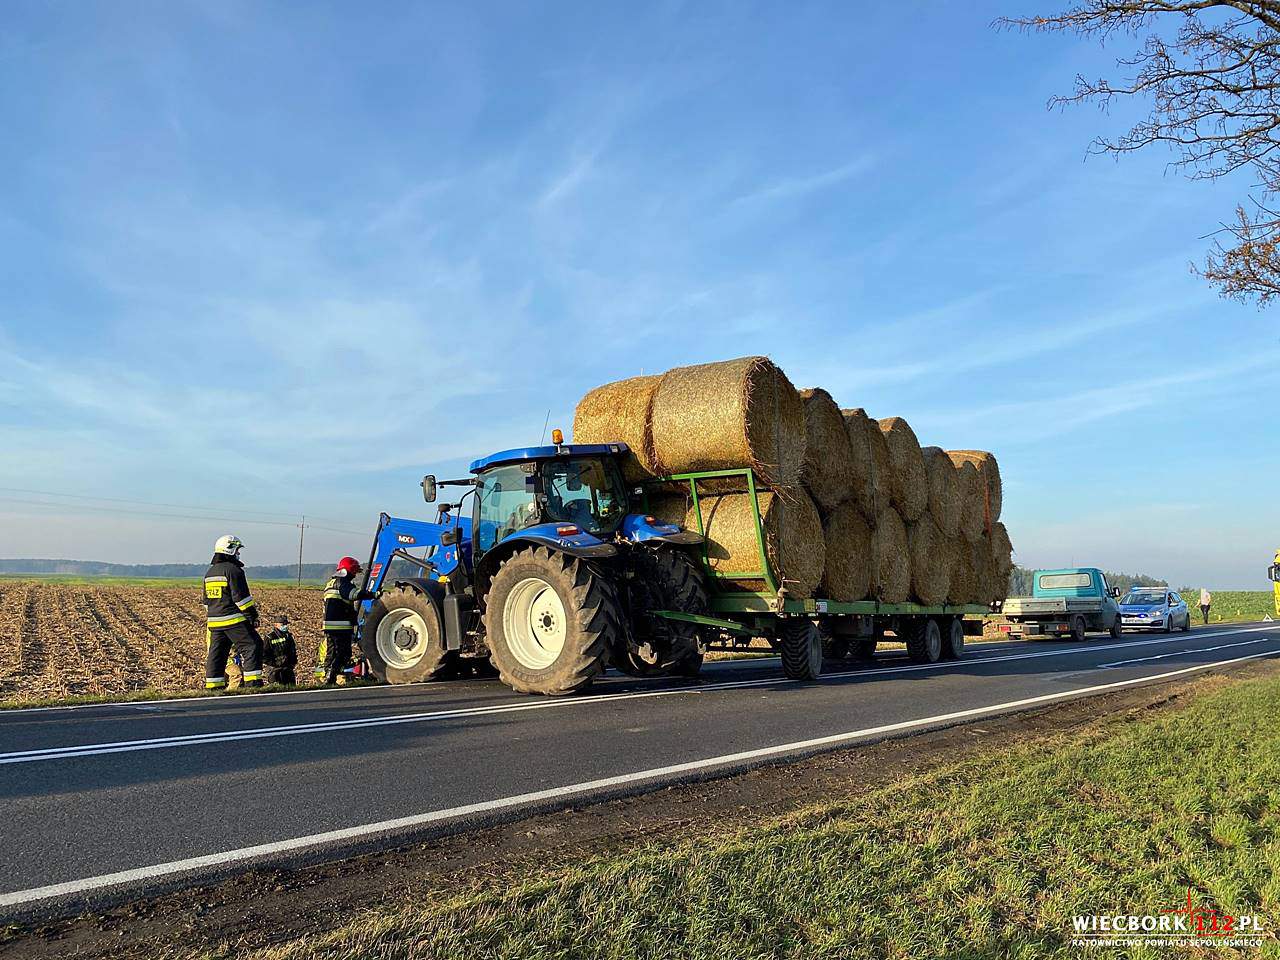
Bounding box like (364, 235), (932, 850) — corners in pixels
(262, 626), (297, 669)
(323, 574), (362, 633)
(204, 556), (258, 629)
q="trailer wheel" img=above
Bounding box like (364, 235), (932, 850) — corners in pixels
(1070, 615), (1087, 643)
(484, 547), (615, 695)
(780, 619), (823, 680)
(904, 618), (942, 664)
(941, 617), (965, 660)
(362, 587), (455, 684)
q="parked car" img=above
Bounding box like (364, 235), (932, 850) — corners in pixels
(999, 568), (1122, 641)
(1119, 588), (1190, 632)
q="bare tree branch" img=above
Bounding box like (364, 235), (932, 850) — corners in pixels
(999, 2), (1280, 304)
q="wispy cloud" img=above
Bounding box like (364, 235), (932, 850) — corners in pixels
(730, 156), (876, 207)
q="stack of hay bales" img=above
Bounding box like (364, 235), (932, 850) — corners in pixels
(573, 355), (1012, 604)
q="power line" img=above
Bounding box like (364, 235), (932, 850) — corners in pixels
(0, 486), (362, 529)
(0, 496), (369, 537)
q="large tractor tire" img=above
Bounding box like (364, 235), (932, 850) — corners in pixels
(780, 618), (823, 680)
(615, 550), (707, 678)
(484, 547), (617, 695)
(903, 618), (942, 664)
(361, 586), (456, 684)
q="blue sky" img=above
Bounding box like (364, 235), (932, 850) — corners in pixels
(1, 1), (1276, 587)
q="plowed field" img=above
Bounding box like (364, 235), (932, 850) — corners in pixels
(0, 581), (327, 703)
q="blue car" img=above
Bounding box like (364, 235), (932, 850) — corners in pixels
(1119, 588), (1191, 633)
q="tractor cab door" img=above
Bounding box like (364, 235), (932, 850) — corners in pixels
(473, 463), (539, 562)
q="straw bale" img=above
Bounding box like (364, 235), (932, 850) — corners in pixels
(870, 506), (910, 603)
(948, 450), (1002, 522)
(651, 356), (804, 488)
(573, 375), (663, 482)
(907, 514), (951, 606)
(921, 446), (961, 538)
(877, 417), (927, 522)
(840, 408), (880, 519)
(820, 501), (872, 602)
(676, 488), (824, 599)
(989, 521), (1014, 602)
(945, 536), (973, 605)
(951, 456), (985, 542)
(798, 388), (855, 515)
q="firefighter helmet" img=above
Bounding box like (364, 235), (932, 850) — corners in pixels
(336, 556), (362, 576)
(214, 534), (244, 557)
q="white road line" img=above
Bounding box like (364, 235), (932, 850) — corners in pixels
(3, 627), (1274, 765)
(1, 647), (1273, 910)
(1099, 637), (1274, 668)
(4, 623), (1263, 715)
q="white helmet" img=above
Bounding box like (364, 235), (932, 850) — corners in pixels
(214, 534), (244, 557)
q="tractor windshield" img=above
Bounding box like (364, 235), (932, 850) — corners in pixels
(542, 457), (627, 536)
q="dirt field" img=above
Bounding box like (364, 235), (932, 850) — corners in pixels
(0, 581), (327, 703)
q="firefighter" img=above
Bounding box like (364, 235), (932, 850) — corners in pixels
(321, 556), (365, 685)
(262, 613), (298, 686)
(203, 535), (264, 690)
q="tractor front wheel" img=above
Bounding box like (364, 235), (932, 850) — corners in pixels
(362, 587), (455, 684)
(485, 547), (617, 695)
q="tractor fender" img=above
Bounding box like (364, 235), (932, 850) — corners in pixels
(473, 533), (617, 608)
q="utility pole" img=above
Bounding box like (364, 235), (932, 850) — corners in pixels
(297, 516), (306, 587)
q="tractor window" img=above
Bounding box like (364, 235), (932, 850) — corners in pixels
(542, 458), (626, 535)
(475, 465), (536, 553)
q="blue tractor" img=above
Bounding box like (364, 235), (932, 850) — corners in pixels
(356, 437), (708, 695)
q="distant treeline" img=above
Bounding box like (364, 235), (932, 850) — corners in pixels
(1008, 567), (1167, 596)
(0, 559), (334, 580)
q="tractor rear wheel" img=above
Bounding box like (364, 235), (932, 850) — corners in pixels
(780, 619), (823, 680)
(647, 550), (707, 677)
(362, 587), (455, 684)
(484, 547), (616, 695)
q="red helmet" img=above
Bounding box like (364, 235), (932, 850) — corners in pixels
(336, 556), (362, 576)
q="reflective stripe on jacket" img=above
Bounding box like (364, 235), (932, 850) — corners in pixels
(322, 575), (359, 632)
(204, 558), (256, 627)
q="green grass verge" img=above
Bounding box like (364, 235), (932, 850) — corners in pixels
(217, 668), (1280, 960)
(1184, 590), (1279, 624)
(0, 679), (382, 711)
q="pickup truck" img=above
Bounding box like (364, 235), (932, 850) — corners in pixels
(998, 567), (1122, 642)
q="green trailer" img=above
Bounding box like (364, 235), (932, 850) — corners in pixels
(647, 468), (991, 681)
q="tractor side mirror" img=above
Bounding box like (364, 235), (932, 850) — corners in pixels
(421, 475), (437, 503)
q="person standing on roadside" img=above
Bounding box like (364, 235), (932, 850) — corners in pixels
(203, 535), (264, 690)
(1199, 587), (1212, 625)
(321, 556), (366, 685)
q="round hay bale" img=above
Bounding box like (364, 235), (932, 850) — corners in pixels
(651, 356), (804, 489)
(684, 488), (824, 599)
(945, 536), (973, 605)
(870, 506), (910, 603)
(877, 417), (927, 522)
(840, 408), (880, 519)
(989, 521), (1014, 602)
(971, 535), (1001, 605)
(907, 514), (950, 606)
(950, 456), (985, 542)
(647, 492), (691, 528)
(920, 446), (961, 538)
(573, 375), (663, 482)
(820, 501), (872, 602)
(799, 388), (855, 515)
(948, 450), (1002, 522)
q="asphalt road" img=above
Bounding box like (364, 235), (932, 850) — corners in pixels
(1, 621), (1276, 919)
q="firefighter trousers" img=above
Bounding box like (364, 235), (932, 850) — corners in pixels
(323, 629), (353, 683)
(206, 623), (263, 689)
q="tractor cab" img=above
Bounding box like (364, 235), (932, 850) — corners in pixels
(466, 442), (631, 560)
